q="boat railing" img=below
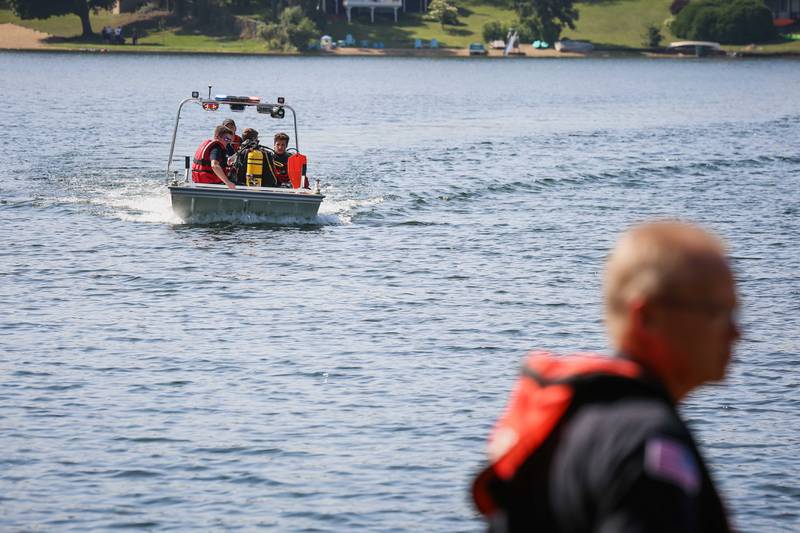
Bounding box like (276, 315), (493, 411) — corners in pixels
(166, 95), (300, 183)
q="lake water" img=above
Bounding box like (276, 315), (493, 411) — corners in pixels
(1, 52), (799, 532)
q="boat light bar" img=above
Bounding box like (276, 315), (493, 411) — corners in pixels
(214, 95), (261, 104)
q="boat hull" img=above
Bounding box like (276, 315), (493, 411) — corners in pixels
(169, 184), (324, 220)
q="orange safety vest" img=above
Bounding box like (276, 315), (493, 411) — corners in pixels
(191, 139), (226, 184)
(471, 351), (644, 516)
(288, 153), (310, 189)
(230, 134), (242, 152)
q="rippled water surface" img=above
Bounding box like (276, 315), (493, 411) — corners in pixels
(1, 52), (799, 531)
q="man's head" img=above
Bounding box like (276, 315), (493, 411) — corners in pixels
(214, 125), (234, 145)
(274, 132), (289, 155)
(222, 118), (237, 134)
(242, 128), (259, 142)
(604, 221), (739, 400)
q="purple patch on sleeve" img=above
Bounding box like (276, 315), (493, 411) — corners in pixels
(644, 437), (700, 495)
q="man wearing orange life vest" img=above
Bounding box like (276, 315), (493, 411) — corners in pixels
(191, 125), (237, 189)
(472, 221), (738, 532)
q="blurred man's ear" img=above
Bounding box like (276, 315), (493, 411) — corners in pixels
(628, 297), (655, 339)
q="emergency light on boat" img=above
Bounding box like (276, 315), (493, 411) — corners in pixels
(202, 101), (219, 111)
(214, 95), (261, 103)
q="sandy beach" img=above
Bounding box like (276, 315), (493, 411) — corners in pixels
(0, 23), (50, 49)
(322, 43), (585, 58)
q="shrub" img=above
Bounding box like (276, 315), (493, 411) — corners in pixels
(670, 0), (690, 15)
(262, 6), (317, 51)
(483, 20), (507, 43)
(515, 23), (537, 43)
(672, 0), (776, 44)
(718, 0), (776, 43)
(426, 0), (459, 28)
(642, 23), (663, 48)
(519, 14), (561, 44)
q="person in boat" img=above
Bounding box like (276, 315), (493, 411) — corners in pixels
(229, 128), (278, 187)
(268, 132), (291, 187)
(191, 125), (237, 189)
(227, 127), (259, 181)
(222, 118), (242, 154)
(472, 220), (738, 533)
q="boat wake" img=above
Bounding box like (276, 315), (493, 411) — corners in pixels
(97, 183), (383, 227)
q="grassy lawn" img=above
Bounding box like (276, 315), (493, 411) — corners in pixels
(567, 0), (675, 49)
(0, 8), (143, 37)
(132, 31), (268, 52)
(0, 8), (270, 52)
(566, 0), (800, 53)
(2, 3), (799, 53)
(324, 0), (516, 48)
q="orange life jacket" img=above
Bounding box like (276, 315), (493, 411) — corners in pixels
(191, 139), (225, 184)
(288, 153), (310, 189)
(471, 351), (644, 516)
(230, 134), (242, 152)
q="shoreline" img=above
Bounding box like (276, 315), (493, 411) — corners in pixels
(2, 23), (798, 59)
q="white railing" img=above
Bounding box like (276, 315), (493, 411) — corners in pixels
(343, 0), (403, 22)
(344, 0), (401, 7)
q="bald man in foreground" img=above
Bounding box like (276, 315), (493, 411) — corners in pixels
(472, 221), (738, 532)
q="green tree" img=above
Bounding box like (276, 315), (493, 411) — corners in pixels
(483, 20), (508, 43)
(642, 23), (663, 48)
(262, 5), (317, 51)
(9, 0), (117, 37)
(426, 0), (459, 28)
(513, 0), (578, 44)
(672, 0), (775, 44)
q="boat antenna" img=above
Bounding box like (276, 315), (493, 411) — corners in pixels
(208, 85), (212, 99)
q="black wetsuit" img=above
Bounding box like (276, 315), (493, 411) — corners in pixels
(488, 372), (731, 533)
(231, 143), (277, 187)
(269, 152), (290, 187)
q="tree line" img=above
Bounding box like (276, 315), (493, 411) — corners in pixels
(8, 0), (323, 40)
(9, 0), (779, 49)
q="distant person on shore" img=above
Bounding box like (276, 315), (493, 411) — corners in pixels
(132, 29), (138, 46)
(222, 118), (242, 154)
(191, 125), (236, 189)
(472, 220), (738, 532)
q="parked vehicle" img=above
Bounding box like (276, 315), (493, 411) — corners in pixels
(469, 42), (487, 55)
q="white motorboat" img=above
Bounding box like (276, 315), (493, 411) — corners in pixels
(166, 90), (324, 221)
(554, 39), (595, 53)
(666, 41), (725, 57)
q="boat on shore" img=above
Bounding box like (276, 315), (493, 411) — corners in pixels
(554, 39), (594, 53)
(166, 91), (324, 221)
(665, 41), (725, 57)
